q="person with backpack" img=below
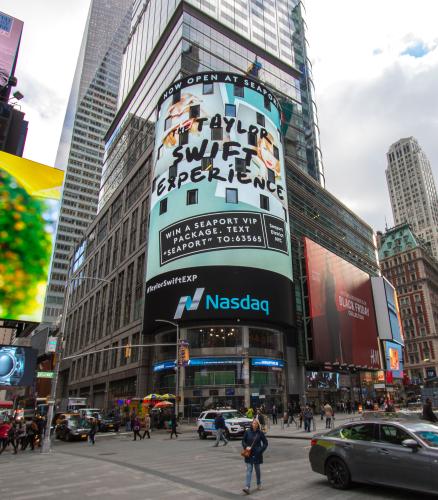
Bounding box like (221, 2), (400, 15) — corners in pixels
(213, 412), (228, 447)
(241, 419), (268, 495)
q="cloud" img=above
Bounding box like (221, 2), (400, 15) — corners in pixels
(318, 60), (438, 231)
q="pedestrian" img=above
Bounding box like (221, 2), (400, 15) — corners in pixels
(246, 407), (254, 419)
(132, 416), (142, 441)
(26, 420), (38, 451)
(7, 422), (18, 454)
(303, 404), (313, 432)
(271, 405), (277, 425)
(169, 412), (178, 439)
(241, 419), (268, 495)
(213, 412), (228, 447)
(142, 413), (151, 439)
(17, 421), (26, 450)
(324, 402), (333, 429)
(88, 417), (98, 445)
(422, 398), (438, 423)
(282, 411), (288, 429)
(0, 419), (11, 454)
(36, 416), (45, 446)
(255, 409), (266, 432)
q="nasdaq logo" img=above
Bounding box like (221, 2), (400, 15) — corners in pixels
(174, 288), (205, 319)
(205, 294), (270, 316)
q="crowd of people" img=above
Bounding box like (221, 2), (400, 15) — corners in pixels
(0, 415), (46, 454)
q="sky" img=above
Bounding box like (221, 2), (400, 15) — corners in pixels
(2, 0), (438, 233)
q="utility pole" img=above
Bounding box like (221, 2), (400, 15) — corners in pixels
(155, 319), (180, 417)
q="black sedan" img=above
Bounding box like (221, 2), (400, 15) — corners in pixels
(309, 418), (438, 495)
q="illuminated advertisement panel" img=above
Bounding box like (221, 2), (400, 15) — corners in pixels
(371, 276), (404, 344)
(0, 12), (23, 87)
(304, 237), (380, 368)
(0, 152), (64, 321)
(0, 345), (37, 387)
(384, 341), (404, 379)
(145, 73), (294, 332)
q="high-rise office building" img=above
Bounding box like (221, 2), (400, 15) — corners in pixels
(60, 0), (378, 411)
(386, 137), (438, 259)
(42, 0), (132, 322)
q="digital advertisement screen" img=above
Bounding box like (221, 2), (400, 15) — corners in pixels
(304, 237), (380, 368)
(145, 72), (294, 332)
(0, 345), (37, 387)
(0, 152), (64, 322)
(0, 12), (23, 88)
(384, 341), (404, 379)
(306, 371), (339, 389)
(384, 279), (404, 344)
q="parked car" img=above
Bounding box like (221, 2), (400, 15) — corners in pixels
(197, 409), (252, 439)
(309, 418), (438, 494)
(99, 415), (119, 432)
(55, 414), (91, 441)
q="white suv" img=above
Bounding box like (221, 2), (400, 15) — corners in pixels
(197, 409), (252, 439)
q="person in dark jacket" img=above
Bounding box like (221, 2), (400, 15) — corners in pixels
(132, 416), (142, 441)
(169, 413), (178, 439)
(241, 419), (268, 495)
(213, 412), (228, 447)
(422, 398), (438, 423)
(88, 418), (98, 445)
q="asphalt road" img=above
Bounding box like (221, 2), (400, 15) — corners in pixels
(0, 430), (434, 499)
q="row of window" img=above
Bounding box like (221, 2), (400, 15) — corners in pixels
(159, 189), (270, 214)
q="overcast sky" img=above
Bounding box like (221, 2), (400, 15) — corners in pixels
(3, 0), (438, 233)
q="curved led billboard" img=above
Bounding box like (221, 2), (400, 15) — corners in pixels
(145, 73), (293, 332)
(304, 237), (380, 369)
(0, 345), (37, 387)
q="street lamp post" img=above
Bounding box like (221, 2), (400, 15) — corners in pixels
(155, 319), (180, 417)
(41, 276), (110, 454)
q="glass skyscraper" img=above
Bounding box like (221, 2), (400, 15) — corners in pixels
(42, 0), (132, 322)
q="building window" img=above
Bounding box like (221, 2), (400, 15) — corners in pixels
(159, 198), (167, 215)
(260, 194), (269, 210)
(203, 82), (213, 94)
(164, 116), (172, 130)
(235, 157), (246, 172)
(256, 113), (265, 127)
(267, 168), (275, 183)
(264, 95), (271, 111)
(169, 165), (177, 178)
(172, 90), (180, 103)
(189, 105), (200, 118)
(187, 189), (198, 205)
(233, 84), (244, 97)
(179, 130), (189, 146)
(273, 144), (279, 160)
(248, 132), (257, 146)
(225, 104), (236, 117)
(226, 188), (238, 204)
(201, 157), (213, 170)
(211, 127), (223, 140)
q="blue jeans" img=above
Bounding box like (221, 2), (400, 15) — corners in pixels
(245, 462), (261, 488)
(304, 417), (312, 432)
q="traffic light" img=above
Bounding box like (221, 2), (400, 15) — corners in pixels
(125, 343), (132, 359)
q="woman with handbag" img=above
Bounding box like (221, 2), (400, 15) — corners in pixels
(241, 419), (268, 495)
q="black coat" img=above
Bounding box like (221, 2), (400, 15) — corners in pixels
(241, 429), (268, 464)
(422, 402), (438, 423)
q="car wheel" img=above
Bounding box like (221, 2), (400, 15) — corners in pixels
(325, 457), (351, 490)
(198, 427), (207, 439)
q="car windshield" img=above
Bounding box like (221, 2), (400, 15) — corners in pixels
(221, 411), (244, 419)
(69, 416), (91, 429)
(415, 431), (438, 447)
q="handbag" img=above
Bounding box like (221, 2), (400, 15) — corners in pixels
(241, 434), (258, 458)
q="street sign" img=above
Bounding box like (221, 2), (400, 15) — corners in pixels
(46, 337), (58, 353)
(37, 371), (55, 379)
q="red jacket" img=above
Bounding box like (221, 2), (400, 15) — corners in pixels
(0, 423), (11, 439)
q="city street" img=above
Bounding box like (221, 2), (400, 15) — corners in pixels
(0, 426), (433, 500)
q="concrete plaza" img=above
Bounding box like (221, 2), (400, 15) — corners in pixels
(0, 421), (432, 500)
